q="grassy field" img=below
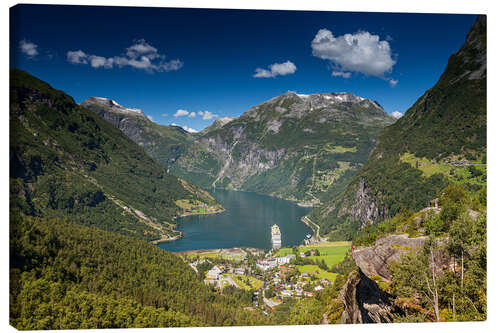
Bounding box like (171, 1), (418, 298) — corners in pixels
(185, 251), (219, 259)
(183, 249), (246, 262)
(297, 265), (338, 282)
(230, 274), (264, 290)
(400, 153), (486, 186)
(276, 241), (351, 269)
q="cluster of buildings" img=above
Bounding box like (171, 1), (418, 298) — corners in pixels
(256, 254), (296, 271)
(266, 267), (332, 305)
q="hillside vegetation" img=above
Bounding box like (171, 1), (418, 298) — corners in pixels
(10, 69), (221, 242)
(81, 96), (196, 167)
(308, 15), (486, 240)
(10, 213), (268, 329)
(353, 184), (486, 322)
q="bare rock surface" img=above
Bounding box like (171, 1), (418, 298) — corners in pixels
(352, 234), (427, 281)
(340, 269), (403, 324)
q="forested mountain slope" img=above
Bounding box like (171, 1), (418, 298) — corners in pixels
(308, 15), (486, 240)
(81, 96), (195, 166)
(10, 214), (268, 329)
(10, 69), (221, 242)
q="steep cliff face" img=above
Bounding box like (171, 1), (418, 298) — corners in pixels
(339, 178), (388, 227)
(170, 91), (395, 201)
(81, 97), (194, 166)
(308, 15), (486, 239)
(340, 269), (403, 324)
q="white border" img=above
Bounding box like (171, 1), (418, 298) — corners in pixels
(3, 1), (499, 333)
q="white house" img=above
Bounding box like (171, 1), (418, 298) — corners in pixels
(206, 265), (222, 279)
(314, 285), (324, 291)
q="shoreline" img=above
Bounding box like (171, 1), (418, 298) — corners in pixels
(151, 233), (183, 245)
(209, 187), (320, 208)
(151, 206), (225, 245)
(152, 189), (318, 248)
(177, 206), (226, 218)
(300, 216), (327, 244)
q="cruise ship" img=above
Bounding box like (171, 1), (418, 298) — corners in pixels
(271, 224), (281, 249)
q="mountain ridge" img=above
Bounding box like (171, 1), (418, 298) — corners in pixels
(168, 90), (395, 204)
(10, 68), (222, 242)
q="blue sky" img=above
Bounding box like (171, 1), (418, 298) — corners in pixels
(10, 5), (477, 132)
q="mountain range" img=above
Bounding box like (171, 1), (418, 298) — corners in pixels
(84, 91), (395, 206)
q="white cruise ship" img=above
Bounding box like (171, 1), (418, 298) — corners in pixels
(271, 224), (281, 249)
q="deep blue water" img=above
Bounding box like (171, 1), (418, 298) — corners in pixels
(157, 189), (312, 252)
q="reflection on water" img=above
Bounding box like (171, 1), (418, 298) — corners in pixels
(157, 189), (312, 252)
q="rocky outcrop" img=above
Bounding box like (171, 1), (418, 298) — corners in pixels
(340, 269), (403, 324)
(352, 234), (427, 281)
(81, 97), (151, 145)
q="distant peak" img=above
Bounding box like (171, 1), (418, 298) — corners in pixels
(81, 97), (145, 117)
(282, 91), (368, 104)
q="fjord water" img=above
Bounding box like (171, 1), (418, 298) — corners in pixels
(158, 189), (312, 252)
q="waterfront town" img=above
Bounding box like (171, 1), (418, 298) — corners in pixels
(180, 242), (350, 312)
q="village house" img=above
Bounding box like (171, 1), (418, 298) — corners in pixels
(277, 254), (296, 265)
(256, 258), (278, 271)
(314, 285), (324, 291)
(206, 265), (222, 279)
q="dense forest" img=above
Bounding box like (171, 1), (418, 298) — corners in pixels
(10, 213), (269, 329)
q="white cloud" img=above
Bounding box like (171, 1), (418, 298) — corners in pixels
(170, 123), (197, 133)
(146, 115), (153, 121)
(173, 109), (189, 117)
(88, 55), (114, 69)
(67, 50), (88, 64)
(198, 110), (217, 120)
(126, 39), (158, 59)
(253, 61), (297, 78)
(161, 113), (168, 117)
(389, 79), (398, 87)
(183, 125), (198, 133)
(311, 29), (396, 78)
(188, 112), (196, 118)
(331, 71), (351, 78)
(391, 111), (403, 119)
(19, 40), (38, 58)
(66, 39), (183, 73)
